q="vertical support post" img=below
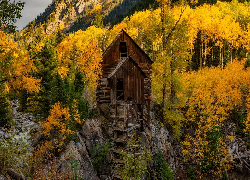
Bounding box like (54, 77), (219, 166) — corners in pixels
(147, 96), (151, 125)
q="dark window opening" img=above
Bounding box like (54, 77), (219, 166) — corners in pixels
(127, 97), (132, 102)
(117, 79), (124, 101)
(120, 42), (127, 58)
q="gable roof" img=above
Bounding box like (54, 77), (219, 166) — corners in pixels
(122, 30), (153, 64)
(103, 29), (153, 64)
(108, 56), (146, 79)
(102, 30), (123, 58)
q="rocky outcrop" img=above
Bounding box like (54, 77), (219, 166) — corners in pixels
(79, 118), (104, 152)
(4, 100), (250, 179)
(151, 124), (175, 170)
(34, 0), (99, 34)
(0, 100), (39, 147)
(223, 122), (250, 179)
(58, 118), (110, 179)
(58, 139), (99, 180)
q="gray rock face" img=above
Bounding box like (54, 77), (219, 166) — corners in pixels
(79, 118), (104, 153)
(58, 118), (109, 180)
(151, 123), (176, 172)
(59, 138), (99, 180)
(1, 100), (39, 142)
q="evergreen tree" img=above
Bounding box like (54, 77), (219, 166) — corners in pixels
(0, 90), (10, 126)
(155, 150), (174, 180)
(34, 40), (58, 116)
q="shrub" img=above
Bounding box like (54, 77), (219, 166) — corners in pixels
(231, 108), (247, 136)
(90, 142), (111, 169)
(0, 96), (10, 126)
(0, 133), (32, 177)
(33, 155), (83, 180)
(187, 166), (196, 180)
(119, 135), (152, 180)
(155, 150), (174, 180)
(34, 102), (84, 163)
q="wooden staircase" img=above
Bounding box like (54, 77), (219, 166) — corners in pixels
(110, 103), (143, 179)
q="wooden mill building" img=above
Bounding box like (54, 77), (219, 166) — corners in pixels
(96, 30), (153, 177)
(97, 29), (153, 123)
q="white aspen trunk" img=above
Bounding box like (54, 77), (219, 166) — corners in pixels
(204, 43), (206, 66)
(200, 39), (202, 69)
(220, 47), (222, 68)
(231, 47), (233, 63)
(223, 45), (225, 68)
(212, 44), (214, 63)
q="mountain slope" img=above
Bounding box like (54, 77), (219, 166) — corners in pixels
(25, 0), (157, 34)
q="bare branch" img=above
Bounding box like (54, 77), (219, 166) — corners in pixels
(165, 6), (187, 41)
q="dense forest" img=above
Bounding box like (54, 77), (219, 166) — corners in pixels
(2, 0), (250, 179)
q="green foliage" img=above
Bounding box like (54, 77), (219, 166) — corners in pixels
(236, 116), (246, 136)
(0, 0), (25, 32)
(68, 71), (88, 118)
(68, 154), (83, 180)
(0, 133), (32, 176)
(155, 150), (174, 180)
(26, 40), (90, 123)
(66, 132), (80, 143)
(231, 108), (247, 136)
(32, 40), (58, 116)
(119, 135), (152, 180)
(90, 142), (111, 169)
(247, 140), (250, 149)
(111, 0), (159, 26)
(54, 26), (65, 45)
(201, 125), (223, 174)
(0, 95), (10, 126)
(187, 166), (196, 180)
(91, 12), (104, 28)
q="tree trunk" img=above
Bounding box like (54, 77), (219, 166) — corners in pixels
(200, 36), (202, 69)
(204, 42), (206, 66)
(161, 2), (167, 111)
(163, 79), (167, 111)
(212, 41), (214, 65)
(220, 47), (222, 68)
(170, 59), (175, 105)
(222, 46), (224, 69)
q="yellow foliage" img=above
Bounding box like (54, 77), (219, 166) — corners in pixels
(41, 102), (71, 136)
(0, 30), (41, 93)
(56, 26), (104, 103)
(36, 101), (84, 161)
(107, 22), (128, 46)
(90, 4), (102, 14)
(226, 135), (234, 142)
(182, 60), (250, 176)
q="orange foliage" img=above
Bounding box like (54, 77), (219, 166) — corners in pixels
(35, 101), (83, 162)
(0, 30), (41, 93)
